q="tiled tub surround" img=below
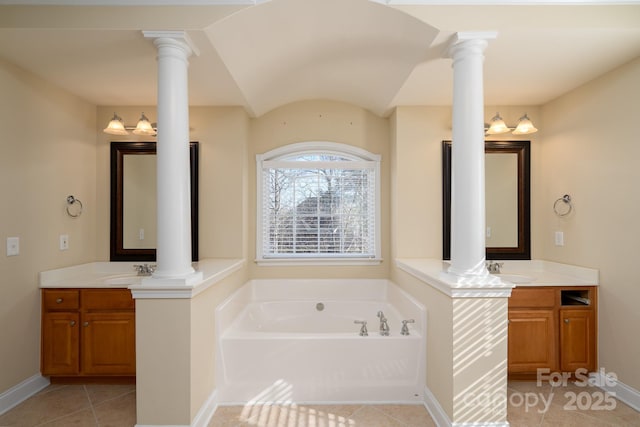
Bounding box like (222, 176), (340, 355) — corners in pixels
(215, 279), (427, 404)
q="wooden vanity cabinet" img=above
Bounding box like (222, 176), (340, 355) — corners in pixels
(508, 288), (557, 375)
(41, 288), (135, 380)
(560, 308), (596, 372)
(508, 286), (597, 379)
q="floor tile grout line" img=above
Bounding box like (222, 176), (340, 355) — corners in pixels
(31, 385), (95, 427)
(84, 385), (100, 427)
(90, 388), (137, 409)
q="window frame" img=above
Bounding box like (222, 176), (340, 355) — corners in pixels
(256, 141), (381, 266)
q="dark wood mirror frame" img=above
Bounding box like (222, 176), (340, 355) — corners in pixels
(442, 140), (530, 260)
(110, 141), (199, 262)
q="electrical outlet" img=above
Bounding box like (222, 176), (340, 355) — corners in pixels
(139, 228), (145, 240)
(59, 234), (69, 251)
(6, 237), (19, 256)
(555, 231), (564, 246)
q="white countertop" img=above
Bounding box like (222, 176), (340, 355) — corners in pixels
(39, 259), (246, 293)
(395, 258), (598, 298)
(492, 259), (598, 286)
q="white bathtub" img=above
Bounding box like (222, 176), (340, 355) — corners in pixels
(215, 279), (426, 404)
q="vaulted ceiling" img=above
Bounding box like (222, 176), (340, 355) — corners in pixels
(1, 0), (639, 117)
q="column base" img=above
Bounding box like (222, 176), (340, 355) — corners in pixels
(440, 270), (504, 286)
(141, 271), (204, 286)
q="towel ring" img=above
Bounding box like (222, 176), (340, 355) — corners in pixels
(66, 195), (83, 218)
(553, 194), (572, 217)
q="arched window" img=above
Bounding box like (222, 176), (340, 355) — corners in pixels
(256, 142), (381, 264)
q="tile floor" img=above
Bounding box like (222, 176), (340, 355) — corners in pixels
(0, 381), (638, 426)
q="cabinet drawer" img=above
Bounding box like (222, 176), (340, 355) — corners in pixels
(43, 290), (80, 310)
(509, 288), (556, 308)
(82, 289), (134, 311)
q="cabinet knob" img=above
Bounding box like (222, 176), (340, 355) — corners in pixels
(564, 318), (570, 324)
(70, 321), (76, 326)
(56, 298), (63, 304)
(83, 321), (89, 327)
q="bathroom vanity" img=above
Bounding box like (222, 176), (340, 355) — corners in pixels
(508, 285), (597, 379)
(38, 262), (143, 382)
(41, 288), (135, 381)
(395, 258), (599, 380)
(38, 259), (245, 382)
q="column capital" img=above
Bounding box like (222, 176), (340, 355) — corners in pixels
(446, 31), (497, 60)
(142, 30), (200, 57)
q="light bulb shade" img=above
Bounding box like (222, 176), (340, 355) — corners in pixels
(512, 114), (538, 135)
(485, 112), (510, 135)
(132, 113), (156, 135)
(103, 113), (129, 135)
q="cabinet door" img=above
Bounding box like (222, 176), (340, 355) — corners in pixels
(560, 309), (595, 372)
(81, 312), (136, 375)
(41, 312), (80, 375)
(508, 309), (557, 373)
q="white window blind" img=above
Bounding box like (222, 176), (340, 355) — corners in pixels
(257, 144), (380, 262)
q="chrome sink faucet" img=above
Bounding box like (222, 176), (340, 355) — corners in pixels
(133, 264), (156, 276)
(486, 261), (503, 274)
(377, 311), (390, 336)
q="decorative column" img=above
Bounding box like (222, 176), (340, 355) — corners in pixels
(143, 31), (202, 284)
(446, 32), (497, 281)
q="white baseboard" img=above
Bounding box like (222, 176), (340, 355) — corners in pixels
(423, 386), (510, 427)
(590, 371), (640, 412)
(135, 388), (218, 427)
(191, 389), (218, 427)
(0, 374), (50, 416)
(423, 385), (452, 427)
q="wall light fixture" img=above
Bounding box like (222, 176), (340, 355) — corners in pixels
(103, 112), (157, 136)
(485, 112), (538, 135)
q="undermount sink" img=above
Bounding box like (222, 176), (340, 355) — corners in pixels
(496, 274), (536, 284)
(103, 274), (143, 285)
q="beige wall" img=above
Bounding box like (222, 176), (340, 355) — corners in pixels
(248, 100), (391, 279)
(95, 106), (250, 261)
(390, 105), (542, 260)
(539, 57), (640, 390)
(392, 269), (454, 416)
(391, 106), (449, 259)
(189, 268), (249, 418)
(452, 297), (508, 423)
(134, 267), (249, 425)
(0, 59), (97, 393)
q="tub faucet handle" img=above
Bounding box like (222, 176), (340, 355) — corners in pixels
(401, 319), (415, 336)
(354, 320), (368, 336)
(377, 311), (390, 336)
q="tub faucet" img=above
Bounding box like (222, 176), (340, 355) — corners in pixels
(354, 320), (368, 336)
(486, 261), (503, 274)
(401, 319), (415, 336)
(377, 311), (390, 336)
(133, 264), (155, 276)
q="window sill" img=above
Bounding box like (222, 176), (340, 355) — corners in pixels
(255, 258), (383, 267)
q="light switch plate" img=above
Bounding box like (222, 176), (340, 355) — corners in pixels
(555, 231), (564, 246)
(59, 234), (69, 251)
(7, 237), (19, 256)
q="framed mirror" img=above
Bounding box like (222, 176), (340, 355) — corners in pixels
(442, 140), (530, 260)
(110, 141), (199, 261)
